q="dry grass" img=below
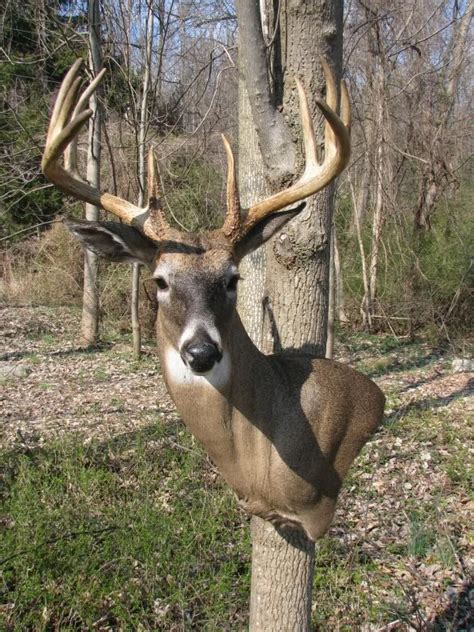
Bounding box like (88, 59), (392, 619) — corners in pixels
(1, 223), (158, 338)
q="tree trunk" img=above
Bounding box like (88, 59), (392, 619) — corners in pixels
(368, 138), (384, 312)
(333, 225), (348, 325)
(249, 518), (315, 631)
(367, 64), (386, 319)
(131, 263), (141, 359)
(80, 0), (102, 347)
(238, 29), (316, 632)
(131, 0), (154, 359)
(265, 1), (343, 357)
(237, 1), (343, 628)
(348, 174), (371, 329)
(237, 77), (269, 351)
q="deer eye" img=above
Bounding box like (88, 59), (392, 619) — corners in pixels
(155, 277), (169, 291)
(226, 275), (241, 292)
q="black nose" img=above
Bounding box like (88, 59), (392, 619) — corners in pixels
(181, 342), (222, 374)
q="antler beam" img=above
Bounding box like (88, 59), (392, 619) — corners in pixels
(42, 59), (169, 242)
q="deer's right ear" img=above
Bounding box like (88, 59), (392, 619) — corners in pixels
(65, 218), (157, 267)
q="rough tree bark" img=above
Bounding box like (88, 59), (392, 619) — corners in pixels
(237, 77), (270, 351)
(236, 0), (344, 628)
(80, 0), (102, 346)
(264, 2), (343, 358)
(238, 14), (315, 631)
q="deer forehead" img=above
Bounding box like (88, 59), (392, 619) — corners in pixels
(153, 241), (237, 282)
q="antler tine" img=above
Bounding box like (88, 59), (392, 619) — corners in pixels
(147, 147), (160, 203)
(145, 147), (171, 240)
(47, 59), (83, 145)
(43, 109), (95, 171)
(65, 68), (107, 176)
(320, 58), (337, 151)
(341, 80), (351, 130)
(221, 134), (242, 240)
(42, 60), (162, 237)
(295, 79), (319, 172)
(237, 61), (351, 239)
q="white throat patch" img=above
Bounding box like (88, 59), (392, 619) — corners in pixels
(164, 346), (231, 391)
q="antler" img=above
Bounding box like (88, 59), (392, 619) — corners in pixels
(42, 59), (170, 242)
(221, 59), (351, 242)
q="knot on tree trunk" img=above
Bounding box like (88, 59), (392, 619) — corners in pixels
(273, 221), (328, 268)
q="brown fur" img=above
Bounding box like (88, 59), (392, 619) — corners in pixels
(154, 234), (385, 541)
(49, 58), (378, 540)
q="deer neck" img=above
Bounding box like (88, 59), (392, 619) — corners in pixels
(156, 311), (266, 463)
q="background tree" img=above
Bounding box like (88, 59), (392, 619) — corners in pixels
(340, 0), (472, 334)
(80, 0), (103, 346)
(0, 0), (85, 240)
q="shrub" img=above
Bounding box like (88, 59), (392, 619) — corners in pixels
(0, 221), (157, 339)
(338, 178), (473, 338)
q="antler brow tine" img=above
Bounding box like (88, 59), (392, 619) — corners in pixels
(145, 147), (171, 239)
(221, 134), (242, 240)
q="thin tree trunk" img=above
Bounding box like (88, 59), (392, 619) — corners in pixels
(237, 79), (269, 351)
(367, 62), (386, 318)
(131, 0), (154, 360)
(334, 225), (348, 324)
(326, 221), (336, 359)
(368, 139), (384, 311)
(80, 0), (102, 347)
(349, 169), (371, 329)
(249, 518), (315, 631)
(131, 263), (141, 358)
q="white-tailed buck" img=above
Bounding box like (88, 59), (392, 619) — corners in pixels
(42, 59), (384, 541)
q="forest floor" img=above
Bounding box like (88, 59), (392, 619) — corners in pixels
(1, 305), (473, 631)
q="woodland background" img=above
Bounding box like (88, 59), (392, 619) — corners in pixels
(0, 1), (473, 630)
(1, 0), (472, 341)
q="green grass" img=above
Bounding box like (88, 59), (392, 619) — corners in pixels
(406, 509), (438, 558)
(0, 421), (251, 630)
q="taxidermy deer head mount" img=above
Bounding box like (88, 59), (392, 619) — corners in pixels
(42, 59), (384, 541)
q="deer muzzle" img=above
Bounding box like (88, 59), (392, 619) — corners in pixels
(181, 340), (223, 374)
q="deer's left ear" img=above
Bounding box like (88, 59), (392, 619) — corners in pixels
(65, 218), (158, 267)
(233, 203), (305, 262)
